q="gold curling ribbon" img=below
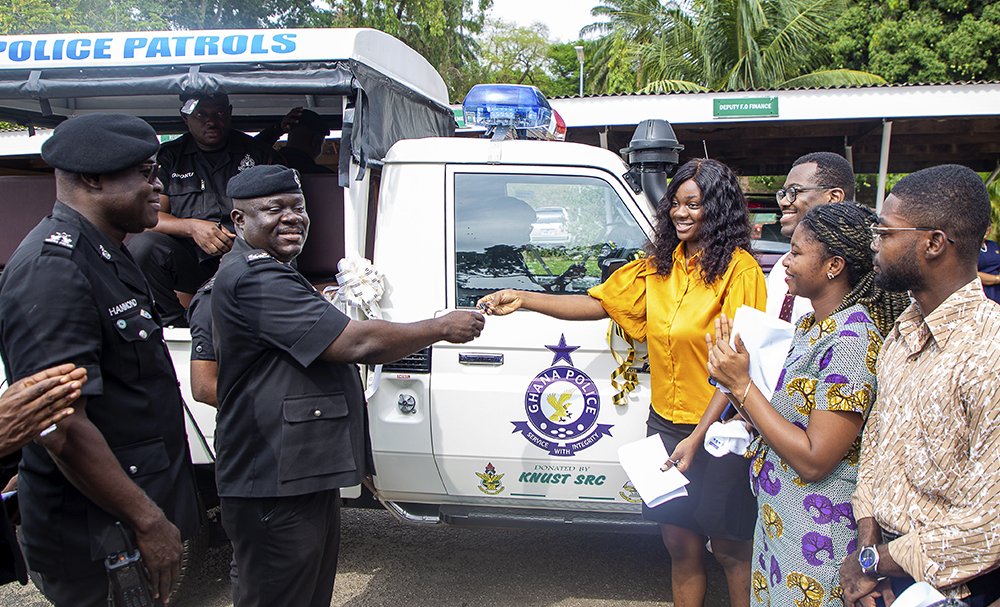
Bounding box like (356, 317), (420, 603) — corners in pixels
(607, 320), (640, 406)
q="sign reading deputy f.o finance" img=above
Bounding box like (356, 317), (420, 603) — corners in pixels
(714, 97), (779, 119)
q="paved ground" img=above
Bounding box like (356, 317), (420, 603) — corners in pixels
(0, 507), (733, 607)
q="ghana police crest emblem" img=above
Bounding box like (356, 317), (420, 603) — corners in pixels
(238, 154), (255, 171)
(511, 334), (613, 457)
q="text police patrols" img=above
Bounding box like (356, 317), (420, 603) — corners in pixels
(0, 30), (312, 69)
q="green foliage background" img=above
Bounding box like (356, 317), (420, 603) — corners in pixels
(824, 0), (1000, 83)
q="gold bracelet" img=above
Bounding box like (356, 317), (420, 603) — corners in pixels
(741, 378), (753, 404)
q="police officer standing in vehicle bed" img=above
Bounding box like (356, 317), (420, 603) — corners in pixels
(276, 109), (335, 175)
(128, 93), (303, 327)
(0, 114), (201, 606)
(213, 165), (484, 607)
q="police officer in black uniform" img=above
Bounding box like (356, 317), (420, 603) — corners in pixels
(187, 277), (217, 407)
(0, 113), (201, 606)
(128, 93), (300, 327)
(277, 109), (334, 174)
(213, 165), (485, 607)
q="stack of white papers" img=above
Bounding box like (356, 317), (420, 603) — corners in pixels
(890, 582), (946, 607)
(617, 435), (690, 507)
(727, 306), (795, 400)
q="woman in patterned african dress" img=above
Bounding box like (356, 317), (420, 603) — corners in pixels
(706, 203), (910, 607)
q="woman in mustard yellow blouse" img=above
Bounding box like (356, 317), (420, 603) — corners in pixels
(479, 158), (766, 607)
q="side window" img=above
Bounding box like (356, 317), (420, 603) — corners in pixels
(455, 173), (647, 308)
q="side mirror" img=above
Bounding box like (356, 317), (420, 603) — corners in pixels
(600, 258), (627, 283)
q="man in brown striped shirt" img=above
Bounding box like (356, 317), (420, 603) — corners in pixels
(840, 165), (1000, 606)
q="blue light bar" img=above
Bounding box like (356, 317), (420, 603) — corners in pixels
(462, 84), (553, 130)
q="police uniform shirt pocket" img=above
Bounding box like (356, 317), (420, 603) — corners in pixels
(278, 393), (356, 483)
(164, 174), (211, 220)
(88, 439), (171, 561)
(110, 305), (168, 381)
(113, 438), (171, 479)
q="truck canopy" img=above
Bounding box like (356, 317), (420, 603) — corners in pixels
(0, 28), (455, 181)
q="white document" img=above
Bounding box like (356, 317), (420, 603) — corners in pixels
(889, 582), (945, 607)
(617, 435), (690, 508)
(727, 305), (795, 401)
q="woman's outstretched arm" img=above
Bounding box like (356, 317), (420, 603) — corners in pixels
(478, 290), (608, 321)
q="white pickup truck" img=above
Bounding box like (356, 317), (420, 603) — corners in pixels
(0, 27), (691, 537)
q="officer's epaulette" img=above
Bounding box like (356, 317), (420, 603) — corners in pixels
(41, 225), (80, 256)
(197, 275), (216, 293)
(246, 251), (274, 265)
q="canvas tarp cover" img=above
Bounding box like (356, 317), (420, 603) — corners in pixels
(0, 58), (454, 183)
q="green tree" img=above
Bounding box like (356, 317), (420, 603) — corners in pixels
(0, 0), (166, 34)
(157, 0), (319, 30)
(580, 0), (665, 93)
(546, 42), (596, 97)
(824, 0), (1000, 83)
(468, 22), (596, 99)
(317, 0), (492, 102)
(583, 0), (886, 93)
(476, 19), (554, 88)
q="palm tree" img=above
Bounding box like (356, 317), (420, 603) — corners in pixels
(584, 0), (885, 93)
(581, 0), (674, 93)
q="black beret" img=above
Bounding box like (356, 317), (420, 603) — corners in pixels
(179, 92), (229, 115)
(41, 113), (159, 174)
(294, 109), (330, 136)
(179, 91), (229, 103)
(227, 165), (302, 199)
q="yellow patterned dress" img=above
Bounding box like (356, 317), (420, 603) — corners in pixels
(748, 304), (882, 607)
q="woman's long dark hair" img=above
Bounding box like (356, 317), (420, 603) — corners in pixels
(799, 203), (910, 335)
(646, 158), (752, 285)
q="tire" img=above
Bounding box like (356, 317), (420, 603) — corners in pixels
(166, 495), (211, 606)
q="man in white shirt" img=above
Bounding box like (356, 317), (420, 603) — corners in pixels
(766, 152), (855, 322)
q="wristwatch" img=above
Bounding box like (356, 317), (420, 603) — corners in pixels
(859, 544), (880, 578)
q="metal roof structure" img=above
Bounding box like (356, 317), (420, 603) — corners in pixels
(549, 82), (1000, 178)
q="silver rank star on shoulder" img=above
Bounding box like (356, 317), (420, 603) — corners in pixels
(44, 231), (74, 249)
(99, 245), (112, 260)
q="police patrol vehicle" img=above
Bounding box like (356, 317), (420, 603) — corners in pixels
(0, 28), (686, 546)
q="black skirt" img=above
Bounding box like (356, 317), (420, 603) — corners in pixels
(642, 409), (757, 541)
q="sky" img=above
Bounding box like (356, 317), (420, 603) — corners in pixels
(485, 0), (602, 43)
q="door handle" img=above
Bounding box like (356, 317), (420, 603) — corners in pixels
(459, 353), (504, 366)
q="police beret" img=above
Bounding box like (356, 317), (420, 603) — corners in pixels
(41, 113), (159, 174)
(227, 165), (302, 199)
(178, 92), (229, 115)
(294, 110), (330, 136)
(179, 92), (229, 103)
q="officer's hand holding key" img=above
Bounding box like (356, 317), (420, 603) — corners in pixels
(439, 310), (485, 342)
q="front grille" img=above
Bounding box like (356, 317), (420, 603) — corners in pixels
(383, 347), (431, 374)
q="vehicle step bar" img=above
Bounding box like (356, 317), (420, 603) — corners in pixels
(382, 501), (659, 535)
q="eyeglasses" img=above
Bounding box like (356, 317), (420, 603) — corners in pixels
(869, 223), (955, 246)
(144, 162), (160, 185)
(775, 186), (835, 203)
